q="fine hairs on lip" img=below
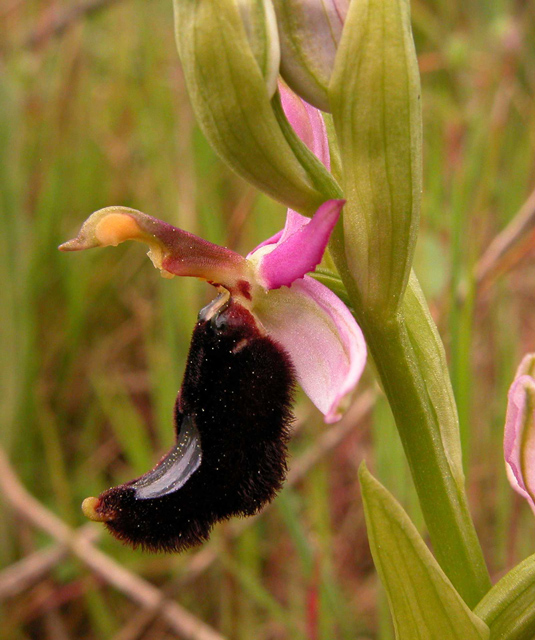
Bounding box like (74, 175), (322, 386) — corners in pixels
(87, 296), (296, 553)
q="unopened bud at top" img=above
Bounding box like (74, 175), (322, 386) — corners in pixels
(273, 0), (349, 112)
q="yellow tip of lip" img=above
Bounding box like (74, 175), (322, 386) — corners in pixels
(95, 212), (142, 246)
(82, 497), (108, 522)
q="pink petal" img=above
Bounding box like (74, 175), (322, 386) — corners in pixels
(279, 209), (310, 241)
(504, 372), (535, 513)
(252, 229), (284, 252)
(247, 210), (309, 257)
(59, 207), (248, 290)
(254, 275), (366, 422)
(255, 199), (344, 289)
(279, 83), (331, 170)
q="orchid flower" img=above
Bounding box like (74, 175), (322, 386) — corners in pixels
(59, 80), (365, 552)
(60, 199), (365, 424)
(60, 201), (365, 551)
(504, 353), (535, 513)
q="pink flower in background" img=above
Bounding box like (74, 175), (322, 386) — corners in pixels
(504, 353), (535, 512)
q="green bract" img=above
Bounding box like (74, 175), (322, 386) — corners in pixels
(174, 0), (327, 215)
(329, 0), (422, 316)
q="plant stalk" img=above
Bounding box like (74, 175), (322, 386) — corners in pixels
(330, 229), (491, 607)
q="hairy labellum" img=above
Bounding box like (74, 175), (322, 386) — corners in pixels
(83, 295), (295, 552)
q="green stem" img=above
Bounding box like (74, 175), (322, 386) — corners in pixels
(330, 229), (490, 607)
(273, 74), (491, 604)
(364, 307), (489, 606)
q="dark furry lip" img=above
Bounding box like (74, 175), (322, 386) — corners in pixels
(80, 297), (296, 553)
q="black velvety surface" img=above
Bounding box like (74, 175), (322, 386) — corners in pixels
(94, 297), (296, 552)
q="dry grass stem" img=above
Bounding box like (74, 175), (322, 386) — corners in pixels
(476, 187), (535, 289)
(0, 523), (99, 600)
(0, 448), (227, 640)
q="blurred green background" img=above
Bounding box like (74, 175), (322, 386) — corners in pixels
(1, 0), (535, 638)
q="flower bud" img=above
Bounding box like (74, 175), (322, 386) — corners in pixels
(273, 0), (349, 112)
(504, 354), (535, 513)
(174, 0), (327, 215)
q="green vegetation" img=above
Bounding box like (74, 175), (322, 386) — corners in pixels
(1, 0), (535, 637)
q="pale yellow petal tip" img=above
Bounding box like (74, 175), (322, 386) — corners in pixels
(58, 238), (84, 252)
(82, 497), (107, 522)
(59, 211), (145, 252)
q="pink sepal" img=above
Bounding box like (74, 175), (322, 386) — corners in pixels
(254, 275), (366, 422)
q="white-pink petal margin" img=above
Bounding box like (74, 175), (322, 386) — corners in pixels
(254, 275), (366, 423)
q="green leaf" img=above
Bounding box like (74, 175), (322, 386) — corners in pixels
(329, 0), (422, 316)
(359, 463), (490, 640)
(474, 553), (535, 640)
(396, 273), (490, 602)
